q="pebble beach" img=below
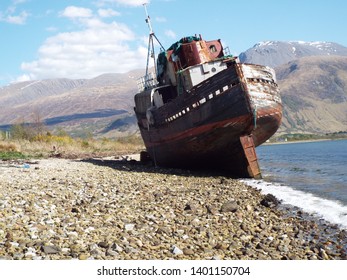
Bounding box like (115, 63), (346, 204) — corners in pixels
(0, 157), (346, 260)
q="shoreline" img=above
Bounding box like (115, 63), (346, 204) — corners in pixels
(262, 138), (333, 146)
(0, 157), (346, 260)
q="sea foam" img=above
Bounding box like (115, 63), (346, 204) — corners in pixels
(241, 179), (347, 229)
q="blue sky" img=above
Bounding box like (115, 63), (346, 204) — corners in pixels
(1, 0), (346, 86)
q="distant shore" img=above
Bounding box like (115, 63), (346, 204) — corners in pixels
(263, 138), (338, 146)
(0, 157), (346, 260)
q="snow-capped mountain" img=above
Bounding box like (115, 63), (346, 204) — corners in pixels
(1, 41), (347, 136)
(239, 41), (347, 68)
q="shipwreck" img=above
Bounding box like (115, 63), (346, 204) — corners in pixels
(134, 7), (282, 178)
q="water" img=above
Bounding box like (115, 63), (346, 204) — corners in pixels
(242, 139), (347, 229)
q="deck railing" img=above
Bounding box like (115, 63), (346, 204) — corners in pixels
(137, 72), (158, 92)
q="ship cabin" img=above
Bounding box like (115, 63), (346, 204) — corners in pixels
(135, 35), (235, 121)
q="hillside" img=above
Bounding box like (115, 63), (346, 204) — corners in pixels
(276, 56), (347, 133)
(0, 70), (143, 137)
(1, 41), (347, 138)
(239, 41), (347, 68)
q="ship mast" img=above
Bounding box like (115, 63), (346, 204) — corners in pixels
(143, 3), (164, 89)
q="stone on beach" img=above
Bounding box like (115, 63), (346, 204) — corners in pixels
(0, 158), (346, 260)
(220, 200), (238, 213)
(260, 193), (280, 208)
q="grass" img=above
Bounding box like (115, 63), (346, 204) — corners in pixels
(0, 151), (28, 160)
(270, 131), (347, 143)
(0, 134), (145, 160)
(0, 143), (27, 160)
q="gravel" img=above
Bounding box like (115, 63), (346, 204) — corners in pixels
(0, 157), (346, 260)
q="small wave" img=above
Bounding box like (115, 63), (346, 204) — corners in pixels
(290, 167), (307, 172)
(241, 179), (347, 229)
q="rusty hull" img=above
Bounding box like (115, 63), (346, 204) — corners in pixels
(135, 60), (282, 178)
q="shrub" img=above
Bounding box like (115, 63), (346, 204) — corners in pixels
(10, 123), (34, 140)
(33, 133), (73, 145)
(0, 142), (18, 152)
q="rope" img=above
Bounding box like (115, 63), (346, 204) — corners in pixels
(253, 106), (257, 129)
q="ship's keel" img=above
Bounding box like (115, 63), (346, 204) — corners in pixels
(141, 133), (262, 179)
(239, 135), (262, 179)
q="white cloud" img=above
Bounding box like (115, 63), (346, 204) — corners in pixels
(98, 8), (120, 18)
(46, 26), (58, 32)
(155, 17), (166, 23)
(4, 10), (29, 24)
(96, 0), (149, 7)
(20, 16), (147, 80)
(165, 29), (176, 39)
(60, 6), (93, 19)
(13, 0), (28, 4)
(15, 74), (32, 83)
(0, 1), (29, 25)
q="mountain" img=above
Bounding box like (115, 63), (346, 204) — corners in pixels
(1, 41), (347, 138)
(276, 55), (347, 134)
(0, 70), (143, 137)
(239, 40), (347, 134)
(239, 41), (347, 68)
